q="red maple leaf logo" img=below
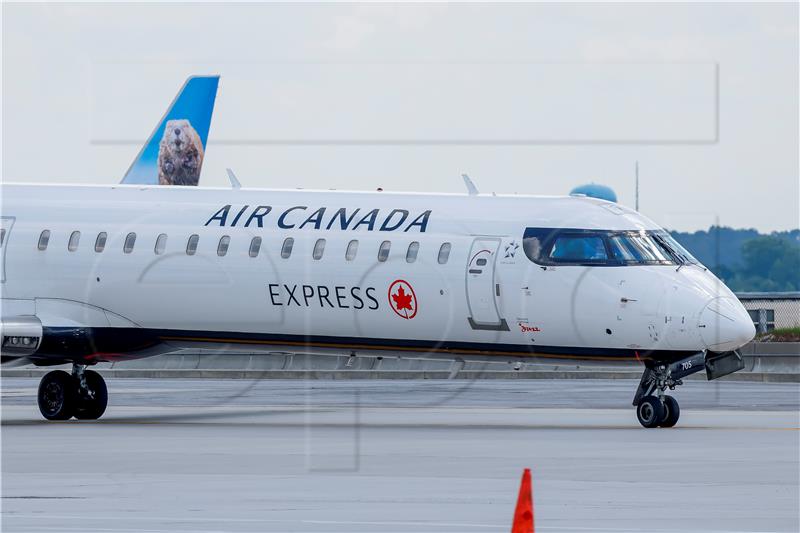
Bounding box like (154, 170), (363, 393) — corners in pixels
(388, 280), (417, 319)
(392, 286), (414, 312)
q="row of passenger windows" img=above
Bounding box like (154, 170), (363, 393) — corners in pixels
(38, 230), (453, 264)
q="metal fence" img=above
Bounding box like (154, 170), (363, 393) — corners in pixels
(736, 292), (800, 333)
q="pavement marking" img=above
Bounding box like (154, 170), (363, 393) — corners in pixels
(2, 416), (795, 431)
(5, 516), (790, 533)
(6, 514), (502, 530)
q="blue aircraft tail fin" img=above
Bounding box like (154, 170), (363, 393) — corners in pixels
(121, 75), (219, 186)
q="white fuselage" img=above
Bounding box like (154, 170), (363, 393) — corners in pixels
(0, 183), (755, 365)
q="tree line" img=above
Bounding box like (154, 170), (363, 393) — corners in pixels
(670, 227), (800, 292)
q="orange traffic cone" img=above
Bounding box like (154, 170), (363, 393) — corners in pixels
(511, 468), (534, 533)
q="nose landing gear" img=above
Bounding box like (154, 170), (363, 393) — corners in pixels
(633, 349), (745, 428)
(37, 364), (107, 420)
(632, 351), (706, 428)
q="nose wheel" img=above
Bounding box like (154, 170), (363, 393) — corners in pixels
(636, 394), (680, 428)
(37, 364), (107, 420)
(660, 395), (680, 428)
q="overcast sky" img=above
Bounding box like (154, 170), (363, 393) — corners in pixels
(2, 2), (798, 232)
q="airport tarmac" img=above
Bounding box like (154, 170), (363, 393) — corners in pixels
(2, 378), (799, 532)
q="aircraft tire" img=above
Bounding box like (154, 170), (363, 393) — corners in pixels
(636, 395), (665, 428)
(37, 370), (77, 420)
(659, 395), (680, 428)
(74, 370), (108, 420)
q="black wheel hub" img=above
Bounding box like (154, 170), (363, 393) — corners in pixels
(639, 402), (655, 424)
(42, 382), (64, 413)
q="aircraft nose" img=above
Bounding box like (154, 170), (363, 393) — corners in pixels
(699, 297), (756, 352)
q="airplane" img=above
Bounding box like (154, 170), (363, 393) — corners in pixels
(0, 76), (755, 428)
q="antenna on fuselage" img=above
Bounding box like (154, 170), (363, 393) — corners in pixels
(226, 168), (241, 189)
(462, 174), (479, 195)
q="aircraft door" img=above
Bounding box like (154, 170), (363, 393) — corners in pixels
(466, 237), (509, 331)
(0, 217), (14, 283)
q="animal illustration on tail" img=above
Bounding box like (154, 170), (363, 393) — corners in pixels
(157, 119), (204, 186)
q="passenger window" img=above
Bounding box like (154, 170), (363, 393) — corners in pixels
(549, 235), (607, 263)
(406, 241), (419, 263)
(68, 231), (80, 252)
(37, 230), (50, 251)
(437, 242), (451, 264)
(154, 233), (167, 255)
(123, 232), (136, 254)
(217, 235), (231, 257)
(186, 234), (199, 255)
(313, 238), (326, 260)
(345, 239), (358, 261)
(281, 237), (294, 259)
(249, 237), (262, 258)
(0, 228), (5, 246)
(378, 241), (391, 262)
(476, 258), (487, 266)
(95, 232), (107, 253)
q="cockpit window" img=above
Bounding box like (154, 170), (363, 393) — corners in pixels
(549, 235), (607, 263)
(607, 233), (671, 264)
(523, 227), (699, 267)
(653, 231), (701, 266)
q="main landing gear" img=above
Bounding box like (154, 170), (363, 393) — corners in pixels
(37, 364), (107, 420)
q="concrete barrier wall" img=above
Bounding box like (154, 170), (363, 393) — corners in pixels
(739, 342), (800, 373)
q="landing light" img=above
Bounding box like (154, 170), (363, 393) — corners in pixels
(3, 336), (38, 347)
